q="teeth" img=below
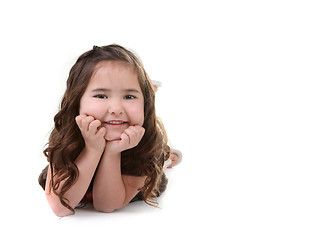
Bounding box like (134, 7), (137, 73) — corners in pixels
(107, 121), (124, 124)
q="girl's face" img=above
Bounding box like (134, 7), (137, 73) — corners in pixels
(79, 61), (145, 141)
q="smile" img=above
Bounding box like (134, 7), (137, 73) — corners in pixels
(105, 121), (127, 125)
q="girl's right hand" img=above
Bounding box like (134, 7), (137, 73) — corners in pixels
(75, 114), (106, 152)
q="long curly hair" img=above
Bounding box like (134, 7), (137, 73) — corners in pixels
(43, 44), (170, 213)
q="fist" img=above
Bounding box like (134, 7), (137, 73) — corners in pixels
(105, 125), (145, 154)
(75, 114), (106, 152)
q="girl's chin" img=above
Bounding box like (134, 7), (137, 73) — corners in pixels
(105, 133), (122, 141)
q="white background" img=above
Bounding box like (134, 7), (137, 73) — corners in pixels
(0, 0), (323, 239)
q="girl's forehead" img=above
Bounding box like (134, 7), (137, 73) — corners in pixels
(93, 60), (136, 76)
(88, 60), (141, 89)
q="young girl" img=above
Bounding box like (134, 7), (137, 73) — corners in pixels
(38, 44), (170, 217)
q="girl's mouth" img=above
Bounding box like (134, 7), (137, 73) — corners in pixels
(104, 120), (128, 125)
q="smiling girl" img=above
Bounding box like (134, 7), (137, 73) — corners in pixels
(38, 45), (170, 217)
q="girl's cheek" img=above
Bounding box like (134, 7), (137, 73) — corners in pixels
(139, 113), (145, 126)
(79, 102), (102, 117)
(135, 110), (145, 126)
(129, 111), (144, 126)
(127, 102), (144, 126)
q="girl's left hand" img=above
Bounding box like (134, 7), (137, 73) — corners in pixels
(105, 126), (145, 154)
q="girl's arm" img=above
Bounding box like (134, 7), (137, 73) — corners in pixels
(45, 115), (106, 217)
(45, 147), (102, 217)
(92, 126), (146, 213)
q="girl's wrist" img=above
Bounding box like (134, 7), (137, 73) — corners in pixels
(102, 148), (121, 159)
(84, 145), (105, 156)
(75, 145), (103, 165)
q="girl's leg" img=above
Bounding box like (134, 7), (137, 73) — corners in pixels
(163, 149), (182, 169)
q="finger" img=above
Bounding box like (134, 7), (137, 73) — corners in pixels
(131, 125), (145, 135)
(137, 126), (145, 138)
(97, 127), (106, 137)
(123, 128), (137, 145)
(124, 127), (136, 137)
(75, 114), (86, 130)
(120, 132), (131, 146)
(129, 126), (145, 140)
(89, 119), (102, 134)
(81, 116), (94, 131)
(75, 116), (81, 129)
(140, 126), (145, 136)
(124, 126), (143, 147)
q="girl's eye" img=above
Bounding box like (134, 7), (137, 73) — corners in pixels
(94, 94), (108, 99)
(124, 95), (136, 100)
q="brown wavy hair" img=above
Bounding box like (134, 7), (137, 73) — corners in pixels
(43, 44), (170, 213)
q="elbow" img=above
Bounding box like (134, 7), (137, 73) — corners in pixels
(93, 203), (119, 213)
(94, 207), (116, 213)
(46, 193), (73, 217)
(92, 191), (129, 213)
(93, 201), (125, 213)
(51, 205), (73, 217)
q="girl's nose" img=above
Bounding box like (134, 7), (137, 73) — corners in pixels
(108, 100), (124, 115)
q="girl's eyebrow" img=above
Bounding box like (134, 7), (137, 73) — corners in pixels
(124, 88), (141, 93)
(91, 88), (140, 93)
(91, 88), (111, 92)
